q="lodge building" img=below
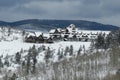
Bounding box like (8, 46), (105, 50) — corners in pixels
(24, 24), (110, 43)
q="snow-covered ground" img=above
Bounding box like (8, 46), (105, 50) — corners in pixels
(0, 27), (111, 59)
(0, 37), (91, 58)
(0, 27), (92, 57)
(0, 27), (115, 80)
(0, 28), (92, 78)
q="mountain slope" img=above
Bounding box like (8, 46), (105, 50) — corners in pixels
(0, 19), (119, 31)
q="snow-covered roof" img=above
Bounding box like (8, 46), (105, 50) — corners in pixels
(49, 29), (55, 33)
(49, 28), (62, 34)
(27, 32), (36, 37)
(35, 32), (42, 37)
(66, 27), (73, 33)
(57, 28), (62, 32)
(67, 34), (73, 38)
(66, 24), (78, 33)
(69, 24), (76, 28)
(44, 33), (50, 38)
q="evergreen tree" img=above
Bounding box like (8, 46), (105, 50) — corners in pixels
(57, 48), (61, 55)
(26, 50), (31, 74)
(4, 55), (9, 67)
(26, 45), (38, 73)
(64, 46), (69, 56)
(31, 45), (38, 65)
(89, 40), (95, 52)
(10, 73), (17, 80)
(4, 59), (9, 67)
(58, 49), (64, 60)
(114, 30), (120, 46)
(45, 47), (53, 61)
(20, 48), (24, 53)
(104, 33), (112, 49)
(0, 58), (3, 68)
(22, 30), (25, 36)
(22, 60), (25, 67)
(8, 27), (11, 36)
(15, 52), (21, 64)
(32, 45), (36, 50)
(83, 45), (86, 54)
(32, 47), (37, 73)
(69, 45), (73, 56)
(95, 33), (105, 49)
(77, 46), (82, 55)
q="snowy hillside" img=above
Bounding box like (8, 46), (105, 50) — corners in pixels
(0, 26), (110, 58)
(0, 27), (92, 79)
(0, 27), (119, 80)
(0, 27), (91, 56)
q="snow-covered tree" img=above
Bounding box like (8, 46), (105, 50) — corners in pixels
(0, 58), (3, 68)
(58, 49), (64, 60)
(64, 46), (69, 56)
(15, 52), (21, 64)
(45, 47), (53, 62)
(69, 45), (73, 56)
(77, 46), (82, 55)
(95, 33), (105, 49)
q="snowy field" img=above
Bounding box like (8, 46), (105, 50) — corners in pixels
(0, 38), (91, 57)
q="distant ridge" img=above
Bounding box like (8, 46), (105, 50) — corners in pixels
(0, 19), (119, 31)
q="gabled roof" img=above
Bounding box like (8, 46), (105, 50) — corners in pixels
(49, 29), (55, 33)
(66, 24), (78, 33)
(57, 28), (62, 32)
(49, 29), (61, 34)
(35, 32), (42, 37)
(27, 32), (36, 37)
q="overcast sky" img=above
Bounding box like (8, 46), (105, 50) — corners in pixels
(0, 0), (120, 26)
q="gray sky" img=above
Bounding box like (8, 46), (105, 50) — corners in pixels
(0, 0), (120, 26)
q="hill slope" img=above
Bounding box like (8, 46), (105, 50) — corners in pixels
(0, 19), (119, 31)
